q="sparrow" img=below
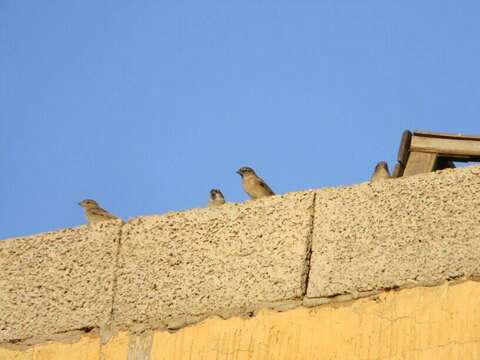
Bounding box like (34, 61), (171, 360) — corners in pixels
(370, 161), (391, 182)
(208, 189), (226, 207)
(236, 166), (274, 199)
(79, 199), (119, 224)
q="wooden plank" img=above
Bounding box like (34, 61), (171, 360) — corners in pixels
(392, 163), (404, 178)
(410, 136), (480, 157)
(397, 130), (412, 165)
(413, 130), (480, 141)
(403, 151), (438, 177)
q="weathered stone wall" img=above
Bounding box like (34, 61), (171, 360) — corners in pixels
(1, 165), (480, 358)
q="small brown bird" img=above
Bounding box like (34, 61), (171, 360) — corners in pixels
(208, 189), (226, 207)
(79, 199), (119, 224)
(236, 166), (274, 199)
(370, 161), (391, 182)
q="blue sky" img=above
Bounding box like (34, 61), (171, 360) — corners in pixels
(1, 1), (479, 239)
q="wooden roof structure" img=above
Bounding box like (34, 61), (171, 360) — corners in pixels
(392, 130), (480, 178)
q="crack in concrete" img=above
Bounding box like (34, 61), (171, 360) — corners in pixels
(0, 327), (95, 350)
(301, 192), (317, 298)
(107, 223), (125, 334)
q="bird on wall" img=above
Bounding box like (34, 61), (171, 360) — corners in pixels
(370, 161), (391, 182)
(208, 189), (226, 207)
(79, 199), (120, 224)
(236, 166), (275, 199)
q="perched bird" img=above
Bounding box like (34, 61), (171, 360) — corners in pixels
(208, 189), (226, 207)
(79, 199), (119, 224)
(236, 166), (274, 199)
(370, 161), (391, 182)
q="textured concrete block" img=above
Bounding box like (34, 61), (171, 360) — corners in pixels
(307, 165), (480, 299)
(0, 221), (122, 342)
(114, 191), (314, 330)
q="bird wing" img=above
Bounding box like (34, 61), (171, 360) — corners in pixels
(258, 178), (275, 195)
(90, 207), (118, 219)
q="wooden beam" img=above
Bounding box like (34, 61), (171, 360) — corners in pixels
(413, 130), (480, 142)
(410, 135), (480, 158)
(392, 163), (404, 178)
(397, 130), (412, 166)
(403, 151), (438, 177)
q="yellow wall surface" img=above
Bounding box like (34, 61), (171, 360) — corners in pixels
(2, 281), (479, 360)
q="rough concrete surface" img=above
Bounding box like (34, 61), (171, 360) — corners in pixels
(3, 281), (480, 359)
(2, 165), (480, 347)
(307, 165), (480, 299)
(0, 220), (122, 343)
(114, 191), (315, 330)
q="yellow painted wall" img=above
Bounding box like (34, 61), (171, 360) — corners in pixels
(2, 281), (480, 360)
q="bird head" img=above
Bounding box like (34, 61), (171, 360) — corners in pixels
(210, 189), (224, 200)
(375, 161), (389, 172)
(79, 199), (99, 209)
(236, 166), (255, 177)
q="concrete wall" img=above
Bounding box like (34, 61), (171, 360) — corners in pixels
(1, 165), (480, 358)
(114, 191), (314, 332)
(306, 165), (480, 303)
(0, 221), (123, 343)
(2, 281), (480, 359)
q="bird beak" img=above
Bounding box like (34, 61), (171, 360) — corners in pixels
(236, 170), (241, 175)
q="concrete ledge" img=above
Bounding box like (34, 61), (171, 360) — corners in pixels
(2, 165), (480, 346)
(0, 221), (122, 342)
(307, 165), (480, 299)
(114, 191), (315, 331)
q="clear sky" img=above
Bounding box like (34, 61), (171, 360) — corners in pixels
(1, 1), (479, 239)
